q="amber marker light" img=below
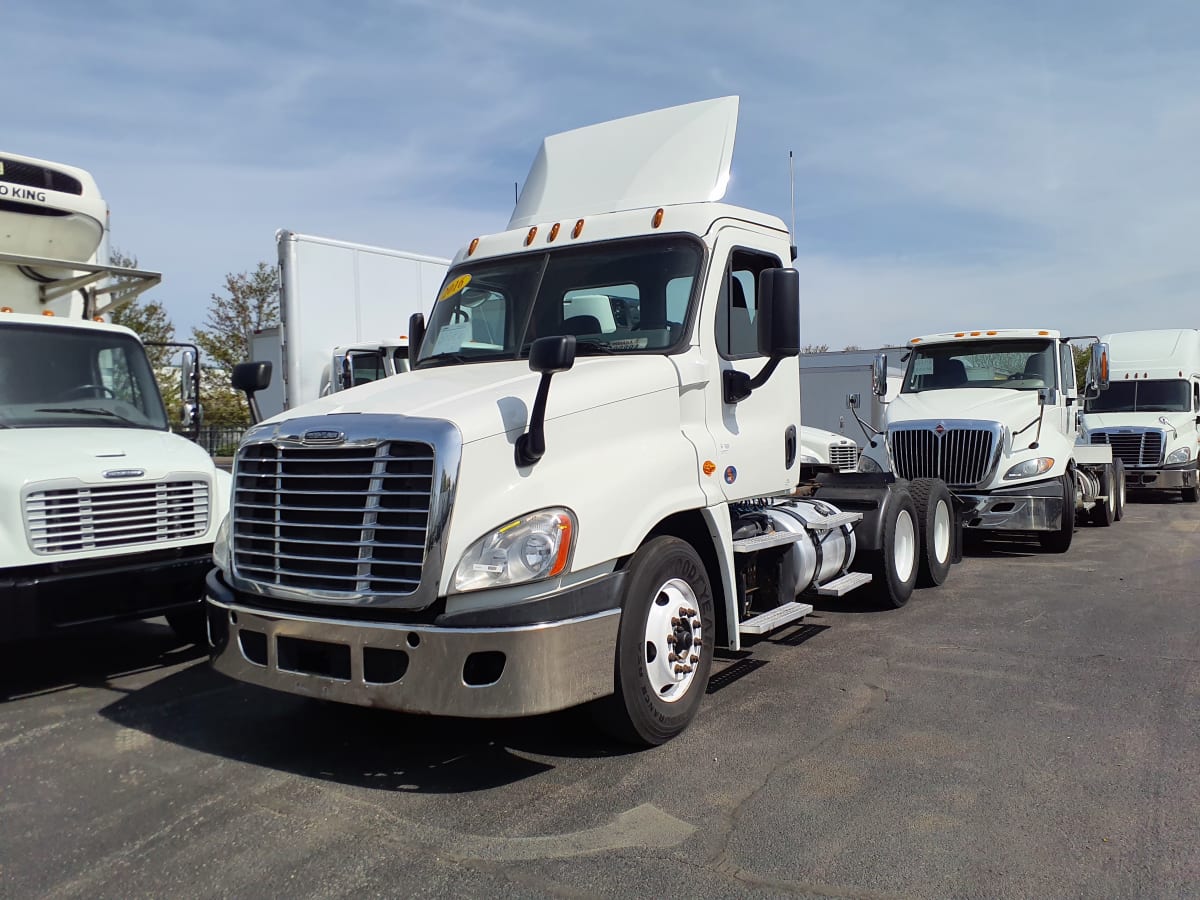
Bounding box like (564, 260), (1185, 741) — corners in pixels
(970, 331), (982, 336)
(910, 338), (922, 344)
(549, 513), (574, 577)
(1038, 330), (1049, 335)
(651, 208), (665, 228)
(0, 306), (12, 313)
(467, 237), (480, 256)
(986, 330), (998, 335)
(548, 223), (560, 242)
(572, 218), (585, 238)
(703, 460), (716, 476)
(42, 310), (55, 316)
(93, 316), (105, 322)
(524, 226), (538, 246)
(954, 332), (966, 338)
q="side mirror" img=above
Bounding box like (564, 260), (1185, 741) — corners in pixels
(232, 360), (273, 425)
(1037, 386), (1057, 406)
(1087, 341), (1110, 394)
(871, 352), (888, 398)
(515, 336), (576, 467)
(755, 268), (801, 358)
(180, 349), (198, 404)
(408, 313), (426, 367)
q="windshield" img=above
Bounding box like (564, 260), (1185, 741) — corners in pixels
(417, 236), (702, 367)
(902, 340), (1057, 393)
(1086, 379), (1191, 413)
(0, 323), (168, 430)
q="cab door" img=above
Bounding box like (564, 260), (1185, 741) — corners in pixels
(702, 232), (800, 501)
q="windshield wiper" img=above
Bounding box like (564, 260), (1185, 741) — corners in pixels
(416, 352), (470, 369)
(34, 407), (143, 427)
(573, 340), (617, 355)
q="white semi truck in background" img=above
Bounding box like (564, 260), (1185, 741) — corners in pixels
(0, 151), (229, 642)
(251, 231), (450, 420)
(1081, 329), (1200, 502)
(868, 329), (1120, 553)
(208, 97), (959, 746)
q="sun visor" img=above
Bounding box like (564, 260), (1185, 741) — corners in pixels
(509, 96), (739, 229)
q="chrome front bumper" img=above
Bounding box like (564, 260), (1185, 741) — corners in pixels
(1124, 464), (1198, 490)
(957, 479), (1064, 531)
(206, 586), (620, 718)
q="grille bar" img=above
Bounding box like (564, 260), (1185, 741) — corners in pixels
(1089, 430), (1164, 467)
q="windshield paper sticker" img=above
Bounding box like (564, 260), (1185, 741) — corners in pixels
(430, 321), (471, 355)
(438, 274), (472, 302)
(913, 358), (934, 376)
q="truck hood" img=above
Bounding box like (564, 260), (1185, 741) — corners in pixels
(1080, 410), (1194, 432)
(263, 357), (682, 444)
(0, 426), (217, 488)
(887, 389), (1041, 429)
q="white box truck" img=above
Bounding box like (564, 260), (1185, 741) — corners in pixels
(1080, 329), (1200, 502)
(0, 151), (230, 642)
(207, 98), (958, 746)
(256, 231), (450, 419)
(872, 329), (1121, 553)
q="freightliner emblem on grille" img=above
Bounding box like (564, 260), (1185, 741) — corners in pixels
(103, 468), (145, 479)
(302, 430), (346, 444)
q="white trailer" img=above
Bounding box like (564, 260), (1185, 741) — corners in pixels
(0, 151), (229, 642)
(1081, 329), (1200, 502)
(799, 349), (903, 448)
(210, 97), (958, 746)
(259, 230), (450, 419)
(877, 329), (1120, 553)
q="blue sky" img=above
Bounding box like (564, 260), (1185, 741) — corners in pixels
(5, 1), (1199, 348)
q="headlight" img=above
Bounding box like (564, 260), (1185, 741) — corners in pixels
(1004, 457), (1055, 480)
(1167, 447), (1192, 464)
(453, 508), (575, 593)
(212, 514), (231, 571)
(799, 452), (820, 465)
(857, 453), (884, 473)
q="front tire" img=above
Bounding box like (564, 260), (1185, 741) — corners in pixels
(1039, 472), (1075, 553)
(593, 536), (715, 747)
(909, 478), (953, 587)
(166, 606), (208, 646)
(1182, 484), (1199, 503)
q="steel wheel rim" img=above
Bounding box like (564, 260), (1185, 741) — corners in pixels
(894, 510), (917, 583)
(643, 577), (702, 704)
(932, 499), (951, 564)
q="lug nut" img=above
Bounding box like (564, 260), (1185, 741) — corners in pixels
(674, 664), (685, 674)
(668, 652), (679, 662)
(693, 638), (702, 648)
(690, 655), (699, 664)
(679, 606), (689, 617)
(671, 617), (681, 626)
(682, 664), (693, 674)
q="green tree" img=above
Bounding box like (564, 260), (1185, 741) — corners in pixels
(191, 262), (280, 427)
(801, 343), (831, 354)
(1072, 344), (1092, 388)
(107, 247), (182, 422)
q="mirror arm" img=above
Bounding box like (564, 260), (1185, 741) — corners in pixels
(515, 373), (554, 467)
(724, 356), (783, 405)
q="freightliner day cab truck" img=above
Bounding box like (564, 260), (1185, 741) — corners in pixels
(860, 329), (1120, 553)
(1080, 329), (1200, 503)
(0, 151), (230, 642)
(250, 231), (450, 420)
(798, 425), (859, 475)
(207, 98), (958, 745)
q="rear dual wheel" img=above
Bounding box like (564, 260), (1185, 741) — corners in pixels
(1090, 464), (1116, 527)
(909, 478), (954, 587)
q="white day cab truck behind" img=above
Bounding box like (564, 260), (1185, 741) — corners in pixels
(1080, 329), (1200, 503)
(0, 151), (230, 642)
(250, 231), (450, 420)
(207, 98), (959, 746)
(861, 329), (1120, 553)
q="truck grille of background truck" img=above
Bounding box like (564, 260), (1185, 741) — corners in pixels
(24, 480), (210, 554)
(1089, 430), (1165, 467)
(231, 442), (434, 596)
(829, 444), (859, 472)
(890, 426), (998, 488)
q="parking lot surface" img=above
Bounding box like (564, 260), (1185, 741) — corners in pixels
(2, 499), (1198, 899)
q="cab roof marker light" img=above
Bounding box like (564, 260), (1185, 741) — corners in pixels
(524, 226), (538, 246)
(954, 332), (965, 338)
(970, 331), (981, 336)
(652, 208), (665, 228)
(42, 310), (54, 316)
(468, 237), (480, 256)
(1038, 330), (1049, 335)
(0, 306), (12, 313)
(987, 330), (997, 335)
(548, 222), (560, 242)
(572, 219), (585, 239)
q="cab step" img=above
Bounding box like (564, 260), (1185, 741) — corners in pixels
(732, 531), (807, 553)
(814, 571), (873, 596)
(739, 601), (815, 636)
(807, 511), (863, 532)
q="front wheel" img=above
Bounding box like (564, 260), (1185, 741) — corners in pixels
(593, 536), (715, 747)
(1182, 484), (1199, 503)
(909, 478), (954, 587)
(166, 606), (208, 646)
(1039, 472), (1075, 553)
(864, 488), (920, 608)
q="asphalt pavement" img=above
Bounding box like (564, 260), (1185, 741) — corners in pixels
(2, 498), (1197, 899)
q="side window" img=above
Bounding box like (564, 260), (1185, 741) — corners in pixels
(98, 346), (143, 406)
(1059, 343), (1076, 391)
(716, 249), (780, 359)
(1193, 382), (1199, 411)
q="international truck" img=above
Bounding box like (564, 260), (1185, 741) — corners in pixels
(873, 329), (1121, 553)
(253, 231), (450, 420)
(1080, 329), (1200, 502)
(206, 97), (958, 746)
(0, 151), (230, 642)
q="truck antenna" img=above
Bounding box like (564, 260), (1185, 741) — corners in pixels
(788, 151), (797, 262)
(514, 181), (519, 206)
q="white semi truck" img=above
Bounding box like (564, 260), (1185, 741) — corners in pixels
(0, 151), (230, 642)
(798, 425), (859, 475)
(869, 329), (1120, 553)
(206, 98), (958, 746)
(253, 231), (450, 420)
(1080, 329), (1200, 502)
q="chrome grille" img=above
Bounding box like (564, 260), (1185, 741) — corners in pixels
(24, 480), (210, 554)
(829, 444), (859, 472)
(890, 425), (998, 488)
(232, 441), (434, 596)
(1090, 430), (1164, 467)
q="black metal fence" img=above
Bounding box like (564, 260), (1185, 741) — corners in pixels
(191, 426), (248, 457)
